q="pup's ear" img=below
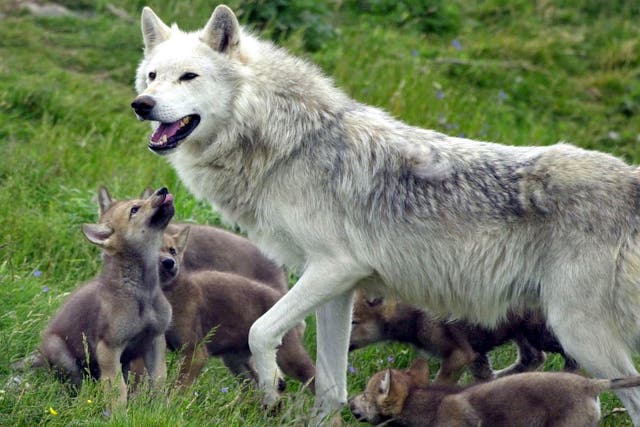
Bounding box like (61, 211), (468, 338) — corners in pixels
(380, 369), (391, 398)
(140, 187), (154, 199)
(175, 226), (191, 253)
(82, 223), (114, 248)
(201, 5), (240, 54)
(97, 186), (113, 216)
(379, 369), (410, 416)
(141, 7), (172, 52)
(407, 358), (430, 387)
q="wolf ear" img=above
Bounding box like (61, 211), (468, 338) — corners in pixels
(380, 369), (392, 397)
(175, 226), (191, 253)
(82, 223), (114, 248)
(140, 187), (154, 199)
(97, 186), (113, 216)
(201, 5), (240, 54)
(141, 7), (172, 51)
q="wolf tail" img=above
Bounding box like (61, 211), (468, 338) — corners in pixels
(592, 376), (640, 393)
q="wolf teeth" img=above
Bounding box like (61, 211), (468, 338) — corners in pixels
(161, 135), (168, 143)
(180, 117), (190, 127)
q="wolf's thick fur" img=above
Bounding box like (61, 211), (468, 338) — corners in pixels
(350, 291), (577, 383)
(39, 188), (174, 407)
(152, 227), (315, 390)
(132, 5), (640, 423)
(350, 359), (640, 426)
(98, 187), (289, 293)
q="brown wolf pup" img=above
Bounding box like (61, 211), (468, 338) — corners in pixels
(350, 291), (577, 383)
(38, 188), (174, 407)
(350, 358), (640, 426)
(98, 187), (288, 294)
(155, 226), (315, 392)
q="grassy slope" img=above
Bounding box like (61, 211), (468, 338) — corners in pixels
(0, 0), (639, 425)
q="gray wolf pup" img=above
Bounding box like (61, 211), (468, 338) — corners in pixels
(39, 188), (174, 407)
(132, 5), (640, 424)
(154, 226), (315, 390)
(98, 187), (288, 294)
(350, 291), (577, 383)
(349, 358), (640, 426)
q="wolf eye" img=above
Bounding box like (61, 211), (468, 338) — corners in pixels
(148, 71), (156, 81)
(179, 72), (199, 81)
(130, 206), (140, 218)
(367, 298), (383, 307)
(169, 247), (177, 256)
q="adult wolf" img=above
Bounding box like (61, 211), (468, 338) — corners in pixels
(131, 5), (640, 424)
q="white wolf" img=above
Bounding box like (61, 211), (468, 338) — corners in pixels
(132, 5), (640, 424)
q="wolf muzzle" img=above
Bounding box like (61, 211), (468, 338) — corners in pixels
(131, 95), (155, 120)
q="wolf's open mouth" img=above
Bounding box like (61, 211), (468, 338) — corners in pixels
(148, 114), (200, 153)
(150, 192), (175, 228)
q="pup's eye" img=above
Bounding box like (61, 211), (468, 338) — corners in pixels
(367, 298), (383, 307)
(351, 320), (360, 325)
(169, 247), (177, 256)
(148, 71), (156, 81)
(179, 72), (199, 81)
(130, 206), (140, 218)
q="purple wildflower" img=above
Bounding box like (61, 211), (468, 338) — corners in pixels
(221, 386), (229, 393)
(33, 269), (42, 277)
(387, 356), (394, 363)
(435, 90), (445, 100)
(348, 365), (356, 374)
(451, 39), (463, 50)
(42, 286), (49, 293)
(498, 90), (507, 100)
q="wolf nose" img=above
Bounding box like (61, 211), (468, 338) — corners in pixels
(348, 401), (361, 418)
(155, 187), (168, 196)
(161, 258), (175, 270)
(131, 95), (156, 118)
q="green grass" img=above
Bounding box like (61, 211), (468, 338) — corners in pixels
(1, 1), (639, 425)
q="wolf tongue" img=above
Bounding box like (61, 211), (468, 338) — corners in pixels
(151, 120), (181, 143)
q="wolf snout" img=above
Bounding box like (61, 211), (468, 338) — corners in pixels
(161, 258), (175, 271)
(348, 398), (366, 421)
(131, 95), (156, 119)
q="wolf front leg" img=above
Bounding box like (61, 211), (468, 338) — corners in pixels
(144, 334), (168, 386)
(248, 258), (370, 416)
(314, 290), (355, 424)
(96, 341), (127, 409)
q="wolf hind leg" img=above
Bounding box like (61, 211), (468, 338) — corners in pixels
(221, 352), (260, 385)
(549, 309), (640, 426)
(41, 334), (83, 387)
(276, 328), (316, 394)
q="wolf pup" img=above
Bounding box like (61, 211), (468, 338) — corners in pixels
(350, 291), (577, 383)
(39, 188), (174, 407)
(133, 5), (640, 423)
(97, 187), (288, 294)
(156, 226), (315, 392)
(350, 358), (640, 427)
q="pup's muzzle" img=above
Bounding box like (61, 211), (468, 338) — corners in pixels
(131, 95), (155, 120)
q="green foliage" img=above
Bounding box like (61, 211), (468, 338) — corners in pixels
(229, 0), (336, 52)
(344, 0), (461, 35)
